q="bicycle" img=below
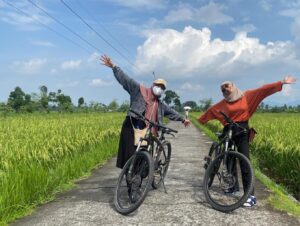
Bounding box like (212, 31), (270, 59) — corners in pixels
(114, 109), (178, 215)
(202, 111), (254, 212)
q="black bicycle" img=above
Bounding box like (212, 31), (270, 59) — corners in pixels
(203, 111), (254, 212)
(114, 109), (178, 215)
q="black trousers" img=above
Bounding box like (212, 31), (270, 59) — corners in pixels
(224, 122), (254, 195)
(116, 116), (146, 169)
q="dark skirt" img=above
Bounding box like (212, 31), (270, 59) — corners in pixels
(116, 116), (136, 168)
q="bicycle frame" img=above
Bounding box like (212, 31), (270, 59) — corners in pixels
(214, 113), (249, 177)
(127, 109), (177, 181)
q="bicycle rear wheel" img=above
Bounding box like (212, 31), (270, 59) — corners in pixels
(152, 141), (171, 189)
(203, 151), (254, 212)
(114, 150), (154, 215)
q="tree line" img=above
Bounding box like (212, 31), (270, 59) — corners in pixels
(0, 85), (299, 114)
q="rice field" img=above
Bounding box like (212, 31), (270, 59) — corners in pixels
(0, 112), (124, 224)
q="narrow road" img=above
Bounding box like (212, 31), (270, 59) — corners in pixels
(13, 122), (299, 225)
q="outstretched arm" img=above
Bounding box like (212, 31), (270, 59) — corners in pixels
(198, 108), (215, 124)
(245, 75), (296, 115)
(162, 103), (191, 127)
(100, 55), (139, 94)
(100, 55), (114, 68)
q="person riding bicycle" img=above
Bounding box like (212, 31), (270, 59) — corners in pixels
(100, 55), (191, 169)
(198, 76), (296, 207)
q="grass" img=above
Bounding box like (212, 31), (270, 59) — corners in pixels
(1, 136), (119, 225)
(189, 113), (300, 219)
(0, 113), (124, 225)
(251, 156), (300, 218)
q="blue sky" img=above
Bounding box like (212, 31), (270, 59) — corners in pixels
(1, 0), (300, 106)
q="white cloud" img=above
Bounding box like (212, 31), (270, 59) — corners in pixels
(32, 41), (54, 47)
(258, 0), (273, 11)
(279, 8), (300, 48)
(180, 83), (204, 92)
(0, 1), (52, 30)
(164, 5), (194, 23)
(89, 79), (111, 87)
(11, 58), (47, 74)
(282, 85), (293, 96)
(61, 60), (82, 70)
(87, 52), (100, 63)
(280, 0), (300, 8)
(281, 84), (299, 98)
(291, 17), (300, 42)
(232, 24), (256, 33)
(134, 26), (296, 79)
(165, 2), (233, 25)
(279, 8), (300, 17)
(107, 0), (167, 10)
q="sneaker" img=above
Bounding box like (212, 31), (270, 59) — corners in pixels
(223, 186), (240, 195)
(243, 197), (255, 207)
(251, 195), (257, 205)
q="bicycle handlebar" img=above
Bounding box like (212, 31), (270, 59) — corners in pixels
(220, 111), (233, 124)
(219, 111), (248, 134)
(129, 109), (178, 134)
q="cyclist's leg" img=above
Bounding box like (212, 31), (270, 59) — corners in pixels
(226, 154), (239, 192)
(116, 116), (136, 169)
(237, 135), (254, 195)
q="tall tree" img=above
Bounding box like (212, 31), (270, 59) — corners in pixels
(56, 90), (73, 111)
(173, 97), (181, 111)
(78, 97), (85, 107)
(199, 98), (212, 111)
(108, 99), (119, 112)
(7, 86), (25, 112)
(118, 100), (130, 112)
(48, 91), (57, 107)
(163, 90), (180, 106)
(39, 85), (49, 110)
(182, 101), (198, 109)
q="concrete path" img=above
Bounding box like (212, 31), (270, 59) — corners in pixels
(12, 122), (299, 226)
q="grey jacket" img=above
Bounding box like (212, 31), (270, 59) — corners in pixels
(112, 66), (184, 125)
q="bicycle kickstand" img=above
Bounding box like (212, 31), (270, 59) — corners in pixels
(160, 171), (168, 194)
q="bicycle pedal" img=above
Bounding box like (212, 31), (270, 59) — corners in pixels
(204, 156), (211, 161)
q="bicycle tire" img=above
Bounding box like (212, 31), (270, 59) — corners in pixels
(114, 150), (154, 215)
(152, 141), (171, 189)
(203, 151), (254, 212)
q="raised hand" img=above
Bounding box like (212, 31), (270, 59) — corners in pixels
(282, 75), (296, 84)
(100, 55), (114, 68)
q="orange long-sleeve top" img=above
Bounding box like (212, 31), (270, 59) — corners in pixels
(198, 81), (283, 126)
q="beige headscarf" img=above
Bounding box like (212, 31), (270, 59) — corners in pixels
(221, 81), (244, 102)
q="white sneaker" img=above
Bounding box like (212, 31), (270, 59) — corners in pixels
(243, 197), (254, 207)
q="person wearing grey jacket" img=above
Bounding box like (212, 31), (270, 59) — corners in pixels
(100, 55), (191, 168)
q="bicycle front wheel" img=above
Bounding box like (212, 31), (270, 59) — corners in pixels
(114, 150), (154, 215)
(203, 151), (254, 212)
(152, 141), (171, 189)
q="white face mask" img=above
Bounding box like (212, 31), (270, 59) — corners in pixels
(152, 86), (164, 97)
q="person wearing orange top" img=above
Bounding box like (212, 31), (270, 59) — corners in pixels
(198, 75), (296, 207)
